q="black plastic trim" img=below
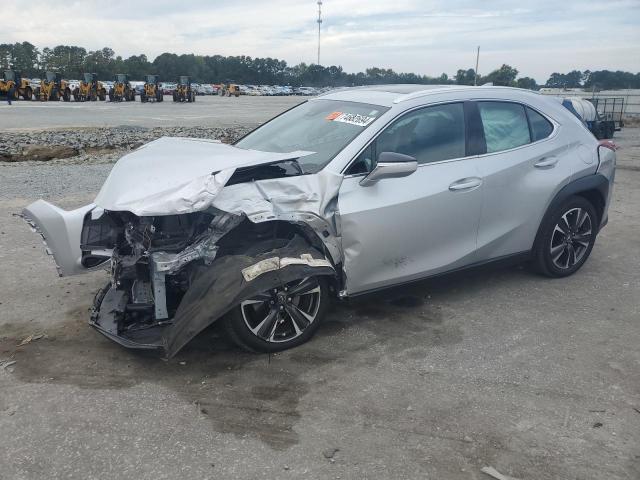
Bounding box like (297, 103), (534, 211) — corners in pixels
(346, 251), (531, 299)
(546, 174), (609, 226)
(464, 101), (486, 155)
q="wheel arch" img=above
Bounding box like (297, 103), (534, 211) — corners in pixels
(164, 232), (337, 357)
(533, 174), (609, 254)
(217, 217), (343, 293)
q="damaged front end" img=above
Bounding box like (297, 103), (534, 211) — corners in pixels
(82, 208), (336, 357)
(86, 208), (240, 352)
(22, 137), (344, 357)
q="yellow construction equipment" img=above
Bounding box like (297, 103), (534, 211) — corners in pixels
(73, 73), (107, 101)
(140, 75), (163, 102)
(109, 74), (136, 102)
(173, 76), (195, 102)
(35, 72), (72, 102)
(219, 83), (240, 97)
(0, 70), (33, 100)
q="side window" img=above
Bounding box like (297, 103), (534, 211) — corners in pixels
(376, 103), (466, 165)
(348, 143), (375, 175)
(346, 103), (466, 174)
(478, 102), (530, 153)
(526, 107), (554, 142)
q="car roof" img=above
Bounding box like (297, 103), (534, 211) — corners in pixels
(317, 84), (541, 107)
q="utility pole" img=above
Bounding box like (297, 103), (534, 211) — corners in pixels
(474, 46), (480, 86)
(317, 1), (323, 65)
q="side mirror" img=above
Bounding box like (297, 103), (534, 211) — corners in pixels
(359, 152), (418, 187)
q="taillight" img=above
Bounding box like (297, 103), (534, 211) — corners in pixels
(598, 140), (618, 151)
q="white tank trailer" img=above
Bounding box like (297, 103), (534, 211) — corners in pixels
(563, 96), (616, 139)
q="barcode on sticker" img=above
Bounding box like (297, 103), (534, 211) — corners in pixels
(331, 113), (376, 127)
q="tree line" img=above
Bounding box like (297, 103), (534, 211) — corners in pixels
(1, 41), (638, 90)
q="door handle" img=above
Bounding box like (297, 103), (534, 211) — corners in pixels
(449, 177), (482, 192)
(534, 157), (558, 168)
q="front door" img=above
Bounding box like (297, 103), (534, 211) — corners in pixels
(338, 102), (484, 294)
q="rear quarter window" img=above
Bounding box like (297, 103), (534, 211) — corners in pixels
(526, 107), (554, 142)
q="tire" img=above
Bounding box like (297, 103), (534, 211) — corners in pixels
(172, 91), (178, 102)
(23, 87), (32, 100)
(224, 276), (330, 353)
(108, 89), (114, 102)
(532, 195), (598, 278)
(63, 90), (71, 102)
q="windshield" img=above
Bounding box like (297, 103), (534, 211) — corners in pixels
(116, 74), (127, 83)
(46, 72), (57, 82)
(235, 99), (388, 173)
(179, 76), (189, 85)
(83, 73), (94, 83)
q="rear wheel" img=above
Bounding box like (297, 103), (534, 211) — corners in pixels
(63, 89), (71, 102)
(224, 276), (329, 352)
(533, 196), (598, 277)
(23, 87), (32, 100)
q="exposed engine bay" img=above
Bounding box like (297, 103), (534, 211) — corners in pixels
(83, 209), (239, 324)
(78, 207), (337, 356)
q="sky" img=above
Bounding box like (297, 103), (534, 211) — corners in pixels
(5, 0), (640, 82)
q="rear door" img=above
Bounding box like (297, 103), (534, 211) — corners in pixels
(473, 101), (573, 260)
(338, 102), (484, 294)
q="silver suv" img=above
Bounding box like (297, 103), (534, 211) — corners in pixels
(23, 85), (616, 356)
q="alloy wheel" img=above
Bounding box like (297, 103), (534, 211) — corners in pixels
(240, 277), (322, 343)
(549, 207), (593, 269)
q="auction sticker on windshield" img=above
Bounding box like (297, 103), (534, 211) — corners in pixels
(326, 112), (376, 127)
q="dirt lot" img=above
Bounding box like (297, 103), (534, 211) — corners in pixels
(0, 124), (638, 479)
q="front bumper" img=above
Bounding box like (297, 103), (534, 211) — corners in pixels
(22, 200), (96, 276)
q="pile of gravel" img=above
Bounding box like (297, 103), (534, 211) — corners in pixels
(0, 126), (252, 163)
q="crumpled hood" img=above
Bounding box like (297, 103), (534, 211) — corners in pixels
(94, 137), (311, 216)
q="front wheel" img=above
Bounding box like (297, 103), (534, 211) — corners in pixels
(532, 196), (598, 277)
(224, 276), (329, 352)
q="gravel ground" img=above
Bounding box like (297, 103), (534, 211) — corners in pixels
(0, 125), (251, 199)
(0, 127), (638, 479)
(0, 125), (251, 161)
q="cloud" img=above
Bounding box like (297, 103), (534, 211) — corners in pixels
(4, 0), (640, 82)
